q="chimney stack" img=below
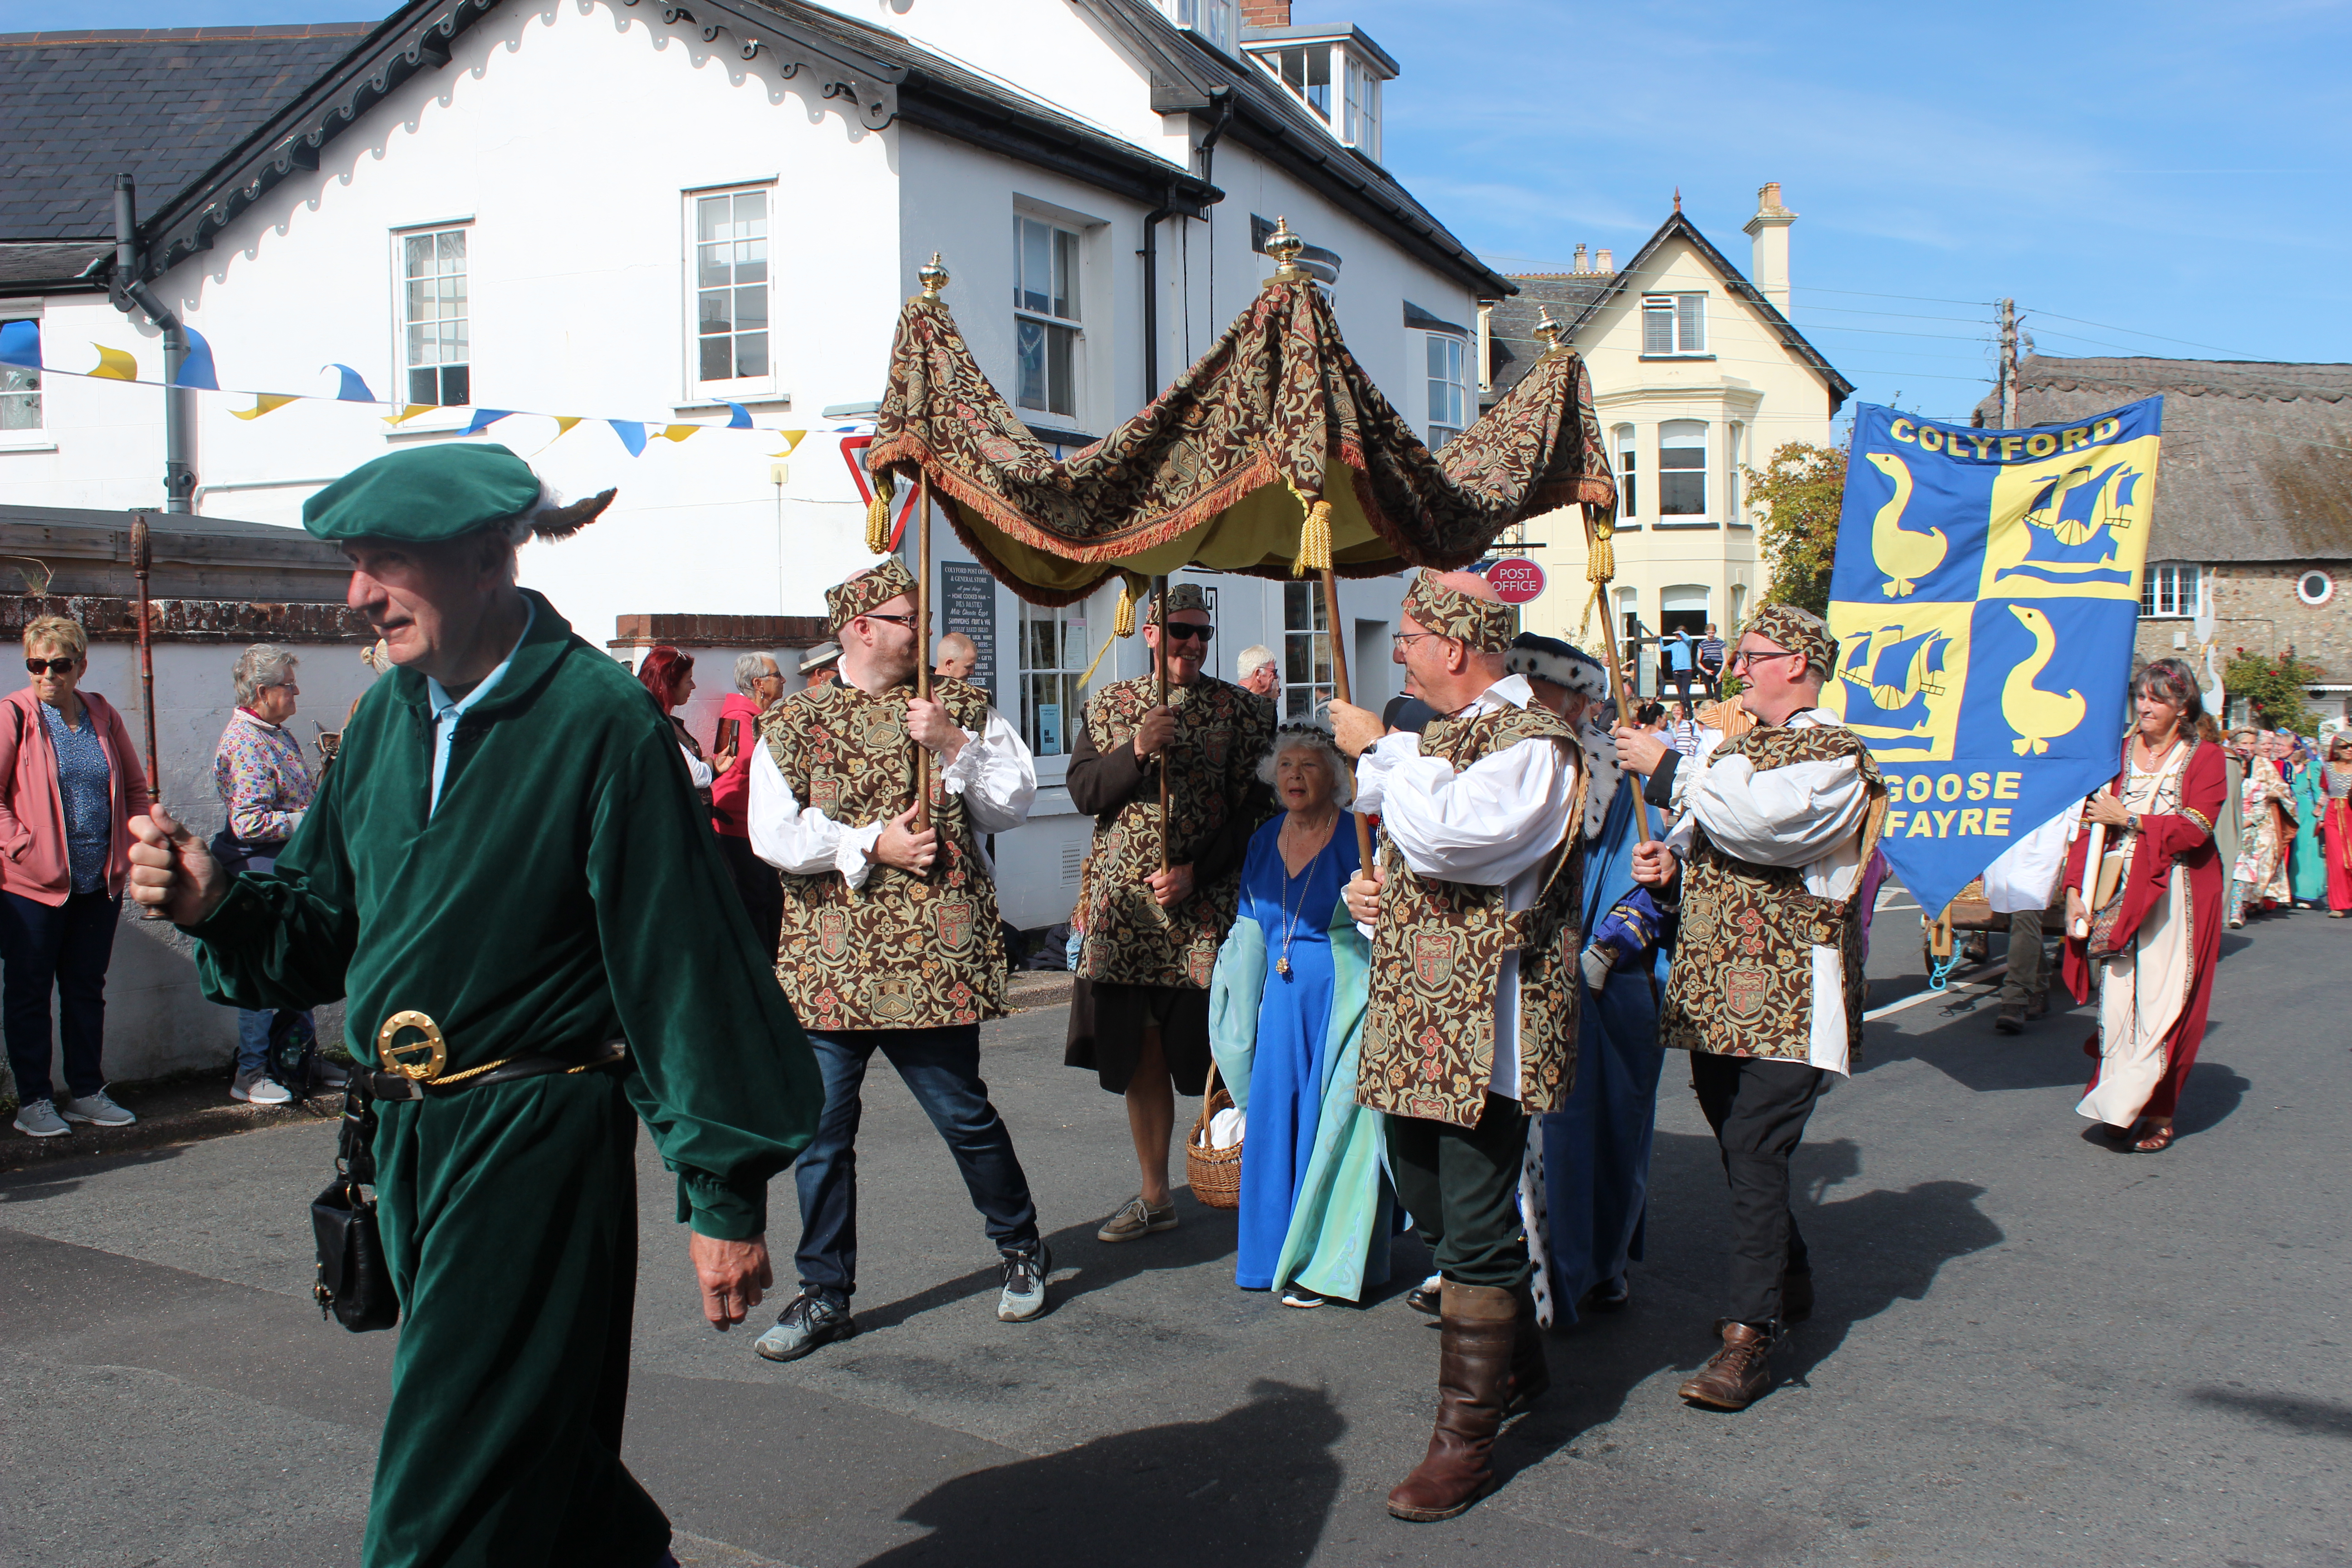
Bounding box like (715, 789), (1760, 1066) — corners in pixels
(1743, 180), (1794, 312)
(1595, 247), (1613, 273)
(1572, 242), (1589, 273)
(1241, 0), (1290, 24)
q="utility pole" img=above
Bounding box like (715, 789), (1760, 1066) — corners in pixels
(1998, 297), (2018, 427)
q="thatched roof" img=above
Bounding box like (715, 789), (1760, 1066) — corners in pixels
(1974, 356), (2352, 564)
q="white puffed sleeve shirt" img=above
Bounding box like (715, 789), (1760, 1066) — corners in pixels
(747, 696), (1037, 891)
(1352, 674), (1580, 1102)
(1664, 707), (1873, 1074)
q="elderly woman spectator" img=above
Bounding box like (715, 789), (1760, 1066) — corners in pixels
(710, 650), (787, 957)
(2063, 659), (2225, 1153)
(637, 646), (735, 808)
(2323, 733), (2352, 918)
(1207, 725), (1387, 1308)
(0, 615), (148, 1138)
(211, 644), (343, 1102)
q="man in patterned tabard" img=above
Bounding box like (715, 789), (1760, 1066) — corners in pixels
(1628, 604), (1887, 1412)
(1330, 571), (1586, 1524)
(746, 559), (1052, 1360)
(1064, 582), (1273, 1243)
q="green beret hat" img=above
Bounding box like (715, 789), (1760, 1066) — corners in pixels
(302, 445), (541, 543)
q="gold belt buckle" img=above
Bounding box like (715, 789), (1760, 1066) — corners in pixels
(376, 1010), (448, 1083)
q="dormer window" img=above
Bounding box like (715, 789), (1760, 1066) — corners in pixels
(1159, 0), (1238, 56)
(1243, 27), (1394, 159)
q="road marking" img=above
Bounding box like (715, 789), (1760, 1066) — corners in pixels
(1865, 964), (2008, 1022)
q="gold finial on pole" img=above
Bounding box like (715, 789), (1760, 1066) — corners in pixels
(916, 251), (950, 300)
(1266, 216), (1307, 283)
(1533, 305), (1568, 358)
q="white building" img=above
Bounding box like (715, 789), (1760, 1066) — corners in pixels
(1482, 185), (1852, 680)
(1, 0), (1512, 929)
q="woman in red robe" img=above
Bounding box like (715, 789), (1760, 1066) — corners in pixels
(2323, 733), (2352, 917)
(2062, 659), (2227, 1153)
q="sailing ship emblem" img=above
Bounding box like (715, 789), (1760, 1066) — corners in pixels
(1835, 623), (1955, 753)
(1994, 459), (2143, 589)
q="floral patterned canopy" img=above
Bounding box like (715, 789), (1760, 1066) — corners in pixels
(865, 264), (1616, 607)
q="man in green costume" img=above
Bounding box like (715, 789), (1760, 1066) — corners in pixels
(125, 444), (821, 1568)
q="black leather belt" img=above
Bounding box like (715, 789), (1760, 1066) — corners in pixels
(366, 1033), (627, 1102)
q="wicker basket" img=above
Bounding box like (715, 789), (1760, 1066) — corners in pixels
(1186, 1059), (1242, 1210)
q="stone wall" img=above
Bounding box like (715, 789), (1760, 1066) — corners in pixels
(2132, 559), (2352, 725)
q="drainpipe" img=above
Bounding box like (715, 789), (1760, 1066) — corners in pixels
(1138, 87), (1236, 408)
(112, 174), (194, 513)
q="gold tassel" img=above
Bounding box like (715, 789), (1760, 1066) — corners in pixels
(1112, 572), (1145, 638)
(865, 472), (895, 555)
(1294, 498), (1332, 577)
(1586, 505), (1617, 584)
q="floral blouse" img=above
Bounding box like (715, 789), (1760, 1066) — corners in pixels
(213, 708), (315, 844)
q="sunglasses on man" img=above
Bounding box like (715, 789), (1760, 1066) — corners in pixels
(24, 657), (78, 675)
(1159, 622), (1213, 644)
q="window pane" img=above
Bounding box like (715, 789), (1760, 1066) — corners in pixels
(698, 196), (728, 243)
(700, 337), (733, 383)
(403, 234), (431, 275)
(735, 241), (767, 286)
(1659, 472), (1704, 514)
(438, 230), (465, 266)
(1016, 318), (1047, 409)
(441, 365), (469, 407)
(1643, 301), (1673, 354)
(699, 288), (731, 333)
(1053, 227), (1078, 320)
(735, 190), (765, 233)
(1047, 322), (1076, 416)
(408, 365), (437, 405)
(737, 328), (769, 378)
(1020, 219), (1050, 315)
(1677, 294), (1704, 352)
(735, 284), (767, 331)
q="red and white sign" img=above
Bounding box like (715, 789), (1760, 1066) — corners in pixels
(1485, 556), (1547, 604)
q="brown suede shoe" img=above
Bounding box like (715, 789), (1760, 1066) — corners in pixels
(1388, 1282), (1516, 1522)
(1676, 1319), (1778, 1410)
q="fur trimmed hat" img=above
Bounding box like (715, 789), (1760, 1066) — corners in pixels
(1507, 633), (1608, 702)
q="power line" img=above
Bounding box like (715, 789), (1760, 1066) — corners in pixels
(2015, 307), (2264, 359)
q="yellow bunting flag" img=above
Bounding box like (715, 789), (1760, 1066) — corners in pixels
(383, 404), (435, 426)
(658, 424), (700, 443)
(88, 345), (138, 381)
(552, 416), (583, 437)
(230, 394), (298, 421)
(769, 429), (808, 457)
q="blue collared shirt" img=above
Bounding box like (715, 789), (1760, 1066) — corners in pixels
(422, 599), (535, 817)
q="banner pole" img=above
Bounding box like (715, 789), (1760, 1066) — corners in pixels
(914, 469), (933, 836)
(1152, 574), (1171, 874)
(1320, 566), (1375, 867)
(1583, 503), (1651, 846)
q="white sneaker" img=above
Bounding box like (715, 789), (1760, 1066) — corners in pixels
(230, 1070), (293, 1106)
(12, 1098), (69, 1138)
(58, 1090), (135, 1127)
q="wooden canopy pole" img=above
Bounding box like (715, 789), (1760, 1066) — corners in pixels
(1152, 573), (1171, 873)
(914, 468), (933, 835)
(1582, 502), (1650, 847)
(1319, 567), (1376, 867)
(131, 514), (166, 918)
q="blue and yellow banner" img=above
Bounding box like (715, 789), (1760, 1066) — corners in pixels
(1825, 397), (2162, 915)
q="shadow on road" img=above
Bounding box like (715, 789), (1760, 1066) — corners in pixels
(857, 1379), (1343, 1567)
(2186, 1386), (2352, 1442)
(2172, 1061), (2249, 1138)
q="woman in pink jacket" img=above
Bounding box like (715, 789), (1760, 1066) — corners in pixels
(1, 615), (150, 1138)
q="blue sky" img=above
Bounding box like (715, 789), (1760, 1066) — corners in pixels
(17, 0), (2348, 426)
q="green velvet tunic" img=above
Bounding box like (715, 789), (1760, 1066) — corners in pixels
(187, 589), (820, 1568)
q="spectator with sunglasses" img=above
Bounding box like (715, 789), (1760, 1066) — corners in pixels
(0, 614), (147, 1138)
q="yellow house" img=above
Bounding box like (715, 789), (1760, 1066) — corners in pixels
(1481, 183), (1851, 689)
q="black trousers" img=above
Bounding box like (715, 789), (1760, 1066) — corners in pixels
(715, 830), (784, 965)
(0, 889), (119, 1106)
(1690, 1053), (1830, 1327)
(1387, 1093), (1529, 1291)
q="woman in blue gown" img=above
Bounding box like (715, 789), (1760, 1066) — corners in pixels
(1209, 725), (1387, 1306)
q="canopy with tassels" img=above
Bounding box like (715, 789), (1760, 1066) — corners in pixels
(862, 239), (1615, 626)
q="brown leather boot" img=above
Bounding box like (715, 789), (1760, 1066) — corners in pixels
(1505, 1280), (1549, 1416)
(1676, 1319), (1778, 1410)
(1387, 1282), (1517, 1522)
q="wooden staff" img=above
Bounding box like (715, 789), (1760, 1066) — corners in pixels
(1581, 502), (1650, 846)
(1153, 573), (1170, 873)
(914, 469), (933, 835)
(1320, 566), (1375, 867)
(131, 514), (158, 799)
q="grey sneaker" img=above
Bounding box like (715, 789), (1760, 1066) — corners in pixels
(310, 1057), (351, 1090)
(997, 1243), (1052, 1322)
(1096, 1195), (1177, 1243)
(231, 1070), (293, 1106)
(754, 1291), (857, 1363)
(12, 1098), (69, 1138)
(58, 1089), (134, 1127)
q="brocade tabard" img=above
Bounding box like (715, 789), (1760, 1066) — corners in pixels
(764, 677), (1006, 1031)
(1661, 724), (1887, 1063)
(1077, 674), (1273, 990)
(1360, 704), (1587, 1129)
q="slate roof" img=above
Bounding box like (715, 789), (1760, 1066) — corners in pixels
(1484, 210), (1852, 413)
(1067, 0), (1515, 298)
(0, 24), (374, 242)
(1481, 274), (1612, 409)
(1971, 356), (2352, 564)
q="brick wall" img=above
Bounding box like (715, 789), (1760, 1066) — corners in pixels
(0, 594), (373, 644)
(611, 612), (831, 651)
(1242, 0), (1290, 24)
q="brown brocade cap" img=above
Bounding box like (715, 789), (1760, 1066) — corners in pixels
(1740, 603), (1838, 676)
(825, 557), (917, 633)
(1403, 571), (1515, 653)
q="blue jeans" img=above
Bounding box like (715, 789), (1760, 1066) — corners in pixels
(0, 888), (120, 1106)
(794, 1024), (1040, 1303)
(235, 1007), (316, 1078)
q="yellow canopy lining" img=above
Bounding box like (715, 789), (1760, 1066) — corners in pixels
(944, 454), (1387, 597)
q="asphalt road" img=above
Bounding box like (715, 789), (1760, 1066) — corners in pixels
(2, 900), (2346, 1568)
